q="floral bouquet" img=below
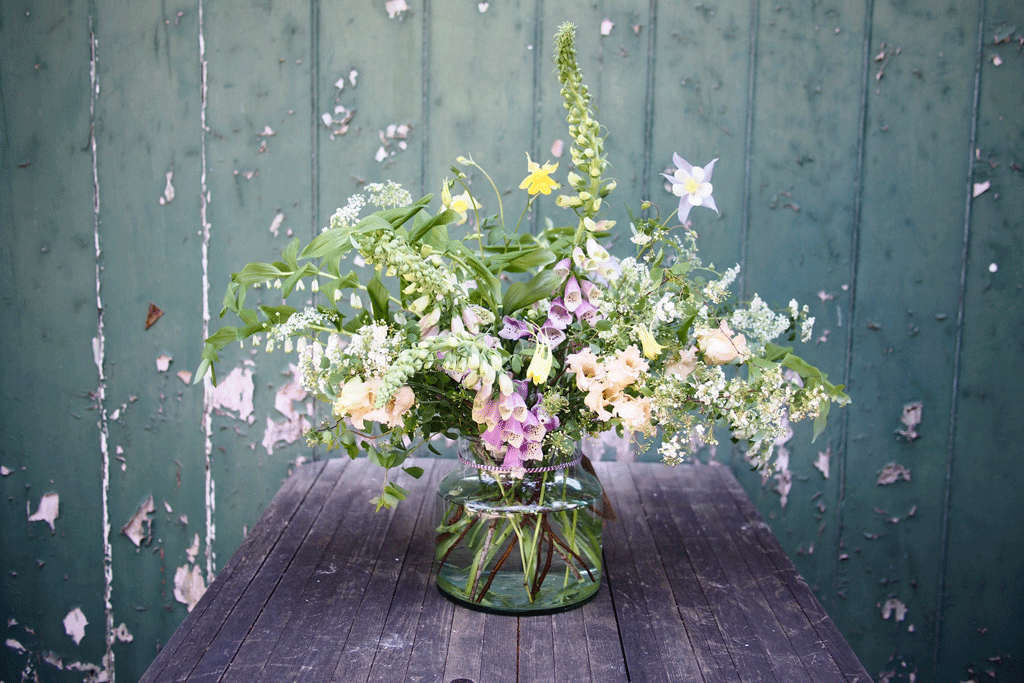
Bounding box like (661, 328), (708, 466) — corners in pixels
(196, 23), (848, 612)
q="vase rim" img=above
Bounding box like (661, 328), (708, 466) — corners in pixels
(458, 436), (582, 474)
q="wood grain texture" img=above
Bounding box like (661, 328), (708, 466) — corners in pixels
(140, 459), (870, 683)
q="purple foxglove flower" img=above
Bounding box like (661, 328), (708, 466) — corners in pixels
(499, 390), (528, 422)
(662, 153), (719, 224)
(481, 422), (505, 450)
(546, 299), (573, 330)
(501, 418), (526, 449)
(574, 300), (601, 324)
(540, 325), (565, 348)
(553, 258), (572, 280)
(580, 279), (601, 304)
(563, 275), (583, 312)
(523, 441), (544, 461)
(498, 315), (533, 341)
(532, 404), (559, 431)
(502, 445), (527, 469)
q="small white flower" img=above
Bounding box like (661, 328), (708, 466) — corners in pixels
(662, 153), (719, 223)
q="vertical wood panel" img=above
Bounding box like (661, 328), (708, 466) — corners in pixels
(93, 1), (207, 678)
(738, 0), (867, 634)
(0, 0), (108, 676)
(841, 0), (981, 678)
(939, 1), (1024, 680)
(650, 0), (752, 271)
(203, 0), (315, 578)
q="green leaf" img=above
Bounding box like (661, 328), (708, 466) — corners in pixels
(258, 304), (297, 325)
(503, 270), (562, 316)
(367, 275), (389, 322)
(409, 209), (460, 244)
(232, 262), (285, 287)
(812, 401), (831, 442)
(402, 466), (424, 479)
(282, 237), (301, 270)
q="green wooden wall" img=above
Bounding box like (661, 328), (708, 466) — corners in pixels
(1, 1), (1021, 681)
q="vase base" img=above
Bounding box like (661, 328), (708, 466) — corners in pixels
(436, 579), (601, 616)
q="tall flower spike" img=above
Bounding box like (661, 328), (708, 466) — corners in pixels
(554, 23), (609, 223)
(662, 153), (719, 224)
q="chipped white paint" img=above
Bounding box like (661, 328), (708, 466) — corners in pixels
(333, 75), (346, 91)
(63, 608), (88, 646)
(186, 532), (200, 563)
(384, 0), (410, 20)
(121, 494), (154, 547)
(6, 638), (26, 653)
(815, 447), (831, 479)
(159, 168), (175, 205)
(156, 353), (172, 372)
(208, 366), (255, 421)
(200, 0), (218, 585)
(600, 18), (614, 36)
(177, 369), (193, 384)
(269, 211), (285, 237)
(173, 564), (207, 612)
(551, 138), (564, 158)
(972, 179), (990, 197)
(112, 623), (133, 644)
(28, 492), (60, 531)
(257, 125), (275, 137)
(896, 401), (922, 441)
(164, 501), (173, 513)
(89, 20), (116, 680)
(348, 69), (358, 86)
(988, 262), (998, 273)
(881, 597), (908, 622)
(478, 2), (489, 11)
(262, 366), (312, 454)
(0, 465), (11, 475)
(878, 462), (912, 486)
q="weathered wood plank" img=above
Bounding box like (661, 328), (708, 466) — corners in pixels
(597, 464), (673, 683)
(329, 460), (440, 682)
(938, 3), (1024, 680)
(607, 463), (707, 682)
(711, 462), (872, 682)
(141, 459), (336, 683)
(0, 0), (107, 672)
(252, 458), (394, 683)
(139, 459), (330, 683)
(648, 465), (779, 682)
(696, 463), (853, 680)
(840, 0), (983, 676)
(364, 460), (446, 683)
(629, 466), (742, 683)
(215, 460), (370, 683)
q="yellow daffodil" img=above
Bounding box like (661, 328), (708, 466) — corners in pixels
(519, 153), (560, 196)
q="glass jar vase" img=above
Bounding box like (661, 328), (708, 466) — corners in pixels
(434, 438), (604, 614)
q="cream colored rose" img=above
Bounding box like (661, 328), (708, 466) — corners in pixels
(665, 347), (698, 380)
(612, 395), (654, 435)
(697, 321), (748, 365)
(333, 378), (415, 429)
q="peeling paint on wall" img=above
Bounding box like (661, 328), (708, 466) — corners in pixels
(121, 494), (155, 547)
(63, 607), (88, 646)
(173, 564), (206, 613)
(27, 491), (60, 532)
(262, 365), (312, 455)
(207, 365), (255, 422)
(878, 462), (912, 486)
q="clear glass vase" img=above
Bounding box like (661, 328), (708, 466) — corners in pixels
(434, 438), (604, 614)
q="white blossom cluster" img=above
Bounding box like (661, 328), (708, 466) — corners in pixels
(730, 294), (791, 347)
(348, 322), (399, 378)
(367, 180), (413, 209)
(702, 264), (740, 303)
(328, 194), (367, 230)
(265, 307), (334, 351)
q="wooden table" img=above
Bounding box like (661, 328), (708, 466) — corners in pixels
(140, 457), (871, 683)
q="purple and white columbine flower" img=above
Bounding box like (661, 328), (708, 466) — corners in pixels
(663, 153), (719, 224)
